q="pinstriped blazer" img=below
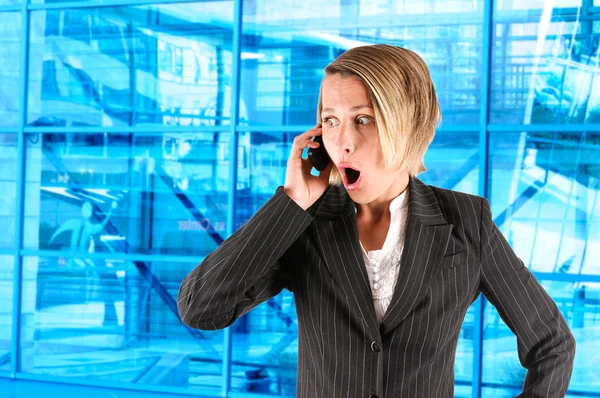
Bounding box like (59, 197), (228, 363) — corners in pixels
(178, 176), (575, 397)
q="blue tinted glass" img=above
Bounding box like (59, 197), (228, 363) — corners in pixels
(496, 0), (581, 10)
(483, 280), (598, 396)
(489, 132), (600, 274)
(24, 133), (231, 256)
(455, 305), (475, 397)
(421, 131), (479, 194)
(490, 3), (600, 124)
(0, 255), (13, 372)
(235, 131), (289, 224)
(27, 2), (233, 127)
(0, 135), (17, 249)
(241, 0), (483, 126)
(19, 255), (223, 390)
(231, 132), (304, 395)
(0, 13), (21, 126)
(231, 290), (298, 395)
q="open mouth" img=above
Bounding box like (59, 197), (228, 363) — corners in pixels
(344, 167), (361, 185)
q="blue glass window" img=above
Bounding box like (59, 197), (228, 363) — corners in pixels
(0, 134), (17, 249)
(24, 132), (233, 256)
(490, 3), (600, 124)
(488, 131), (599, 275)
(421, 130), (480, 193)
(19, 255), (223, 391)
(0, 13), (20, 126)
(27, 2), (234, 127)
(0, 255), (13, 372)
(241, 0), (484, 126)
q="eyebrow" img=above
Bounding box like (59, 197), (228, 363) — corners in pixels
(321, 105), (373, 113)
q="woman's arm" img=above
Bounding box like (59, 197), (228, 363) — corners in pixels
(479, 197), (576, 397)
(177, 186), (314, 330)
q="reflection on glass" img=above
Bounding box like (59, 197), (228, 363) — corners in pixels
(455, 305), (475, 398)
(27, 2), (235, 127)
(491, 4), (600, 124)
(19, 255), (223, 389)
(24, 133), (232, 256)
(483, 280), (599, 396)
(0, 135), (17, 249)
(230, 132), (306, 395)
(0, 12), (21, 126)
(0, 255), (13, 372)
(234, 131), (291, 227)
(489, 132), (600, 275)
(241, 0), (483, 126)
(231, 290), (298, 394)
(496, 0), (581, 10)
(421, 131), (479, 194)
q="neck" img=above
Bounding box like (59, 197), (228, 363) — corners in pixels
(356, 173), (409, 223)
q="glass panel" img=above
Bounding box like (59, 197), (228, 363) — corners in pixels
(455, 305), (475, 397)
(241, 0), (483, 126)
(234, 131), (288, 228)
(483, 280), (598, 396)
(491, 5), (600, 124)
(0, 12), (21, 126)
(24, 132), (232, 256)
(27, 2), (233, 127)
(488, 132), (600, 275)
(231, 289), (298, 395)
(421, 130), (479, 194)
(19, 255), (223, 390)
(0, 255), (13, 372)
(0, 134), (17, 249)
(496, 0), (581, 10)
(231, 132), (294, 394)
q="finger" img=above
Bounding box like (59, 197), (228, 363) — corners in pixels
(290, 128), (322, 157)
(298, 125), (322, 140)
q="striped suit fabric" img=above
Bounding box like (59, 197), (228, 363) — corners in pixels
(177, 175), (575, 397)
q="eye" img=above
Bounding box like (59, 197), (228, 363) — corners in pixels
(322, 117), (339, 127)
(356, 116), (372, 125)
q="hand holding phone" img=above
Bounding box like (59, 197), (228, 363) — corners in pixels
(283, 125), (333, 210)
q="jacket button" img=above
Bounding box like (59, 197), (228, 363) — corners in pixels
(370, 341), (381, 352)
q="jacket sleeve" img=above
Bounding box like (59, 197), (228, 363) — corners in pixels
(177, 186), (314, 330)
(479, 197), (576, 397)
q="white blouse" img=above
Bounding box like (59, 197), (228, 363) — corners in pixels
(354, 188), (409, 323)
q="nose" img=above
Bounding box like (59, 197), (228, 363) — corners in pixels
(337, 122), (356, 155)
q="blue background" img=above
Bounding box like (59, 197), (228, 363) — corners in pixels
(0, 0), (599, 397)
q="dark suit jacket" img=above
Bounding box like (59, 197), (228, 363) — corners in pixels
(178, 176), (575, 397)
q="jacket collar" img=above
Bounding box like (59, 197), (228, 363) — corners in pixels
(309, 175), (447, 227)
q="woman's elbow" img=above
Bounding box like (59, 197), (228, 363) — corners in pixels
(177, 289), (235, 330)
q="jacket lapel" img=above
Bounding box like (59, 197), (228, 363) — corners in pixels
(309, 185), (380, 340)
(380, 177), (453, 335)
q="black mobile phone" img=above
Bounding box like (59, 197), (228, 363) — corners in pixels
(307, 135), (331, 171)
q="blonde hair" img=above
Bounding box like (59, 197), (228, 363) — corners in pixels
(316, 44), (441, 185)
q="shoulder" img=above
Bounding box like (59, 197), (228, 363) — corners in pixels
(425, 183), (485, 225)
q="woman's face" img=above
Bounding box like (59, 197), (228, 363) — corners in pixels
(320, 73), (408, 209)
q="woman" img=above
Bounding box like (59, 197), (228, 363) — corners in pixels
(178, 44), (575, 397)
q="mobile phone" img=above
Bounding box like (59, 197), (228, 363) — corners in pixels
(307, 135), (331, 171)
